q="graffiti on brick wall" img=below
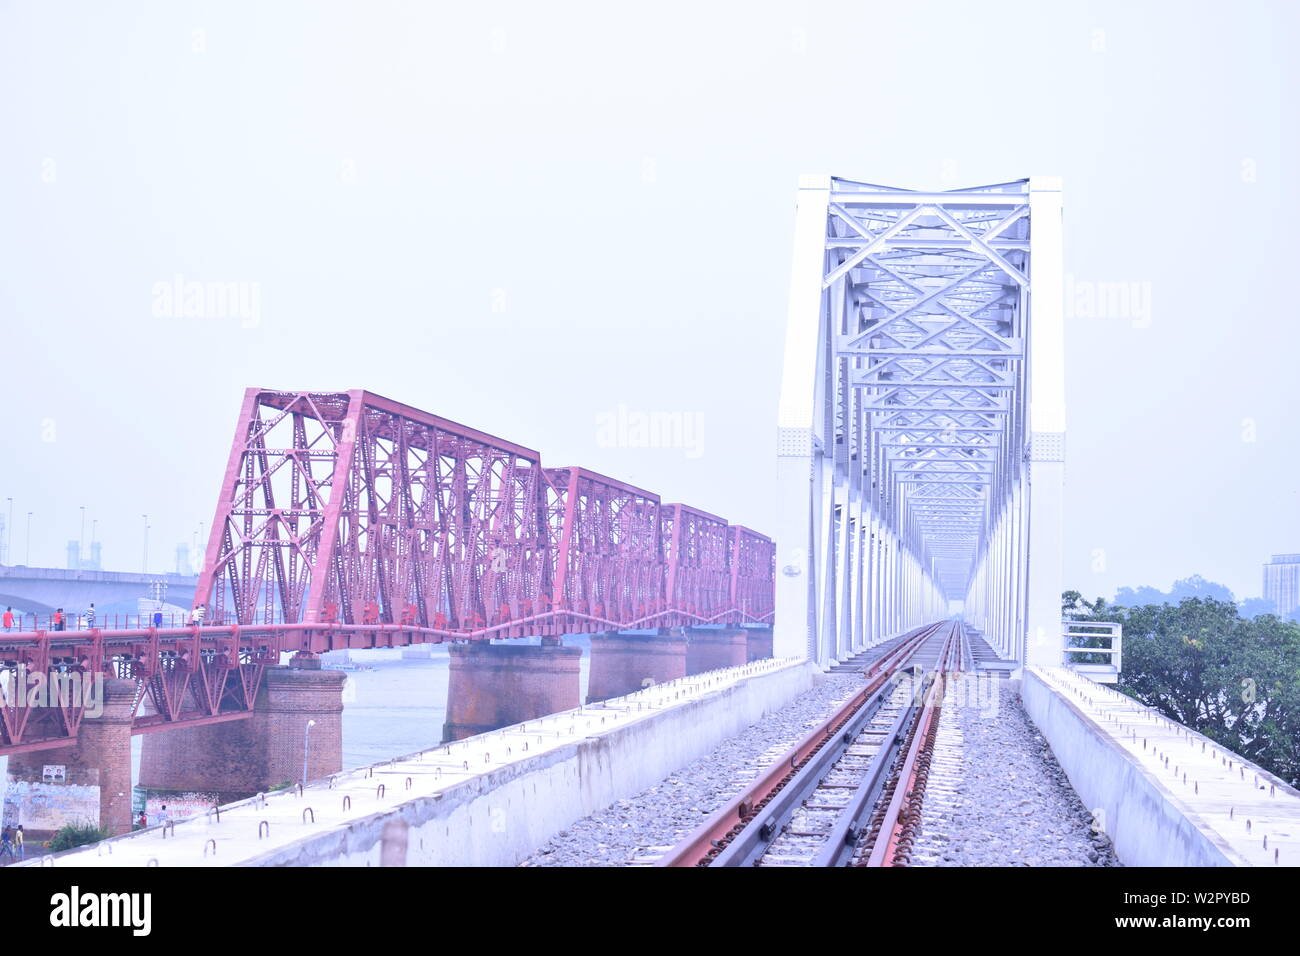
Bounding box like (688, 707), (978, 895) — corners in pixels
(3, 778), (99, 830)
(140, 791), (223, 825)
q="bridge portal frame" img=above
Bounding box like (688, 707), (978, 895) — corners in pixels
(774, 175), (1064, 669)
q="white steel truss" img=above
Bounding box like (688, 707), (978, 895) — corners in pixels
(775, 175), (1065, 668)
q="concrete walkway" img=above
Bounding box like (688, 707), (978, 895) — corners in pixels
(20, 657), (804, 867)
(1025, 667), (1300, 866)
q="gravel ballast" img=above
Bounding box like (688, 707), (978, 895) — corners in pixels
(909, 676), (1121, 866)
(526, 666), (1121, 867)
(523, 672), (864, 866)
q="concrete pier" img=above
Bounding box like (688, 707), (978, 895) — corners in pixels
(685, 627), (748, 674)
(442, 642), (582, 742)
(586, 630), (687, 702)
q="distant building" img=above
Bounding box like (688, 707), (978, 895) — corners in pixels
(65, 539), (103, 572)
(1263, 555), (1300, 618)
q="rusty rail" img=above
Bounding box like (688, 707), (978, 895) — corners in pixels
(656, 620), (948, 867)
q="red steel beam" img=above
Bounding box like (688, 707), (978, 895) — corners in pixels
(0, 388), (776, 756)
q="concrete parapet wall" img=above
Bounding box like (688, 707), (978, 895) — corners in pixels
(244, 659), (819, 866)
(1021, 668), (1243, 867)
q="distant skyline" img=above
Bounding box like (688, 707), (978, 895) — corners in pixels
(2, 1), (1297, 604)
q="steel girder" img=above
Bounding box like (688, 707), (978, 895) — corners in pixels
(0, 389), (777, 757)
(776, 176), (1066, 667)
(660, 503), (732, 625)
(729, 526), (777, 620)
(199, 389), (774, 636)
(0, 626), (277, 754)
(544, 467), (663, 628)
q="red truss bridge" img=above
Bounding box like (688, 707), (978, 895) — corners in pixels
(0, 388), (775, 755)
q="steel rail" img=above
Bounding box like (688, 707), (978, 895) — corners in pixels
(861, 623), (962, 867)
(809, 696), (918, 867)
(656, 620), (948, 868)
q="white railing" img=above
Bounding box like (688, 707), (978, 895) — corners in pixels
(1062, 620), (1122, 682)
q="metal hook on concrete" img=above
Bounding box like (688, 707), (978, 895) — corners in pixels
(343, 795), (352, 811)
(302, 808), (315, 824)
(208, 805), (222, 823)
(162, 820), (176, 839)
(97, 842), (113, 856)
(203, 839), (217, 858)
(258, 820), (270, 839)
(405, 777), (413, 790)
(376, 783), (386, 799)
(146, 858), (158, 867)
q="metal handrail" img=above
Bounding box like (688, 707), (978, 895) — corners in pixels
(1062, 620), (1122, 673)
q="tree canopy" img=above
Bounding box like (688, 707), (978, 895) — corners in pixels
(1066, 592), (1300, 786)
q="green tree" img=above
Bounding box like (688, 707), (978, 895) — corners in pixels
(1064, 591), (1300, 786)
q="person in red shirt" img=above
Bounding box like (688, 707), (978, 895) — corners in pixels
(2, 607), (13, 631)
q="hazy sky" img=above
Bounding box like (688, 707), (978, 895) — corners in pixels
(0, 0), (1296, 603)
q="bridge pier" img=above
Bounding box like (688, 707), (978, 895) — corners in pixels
(745, 626), (774, 662)
(586, 629), (687, 702)
(685, 627), (749, 674)
(442, 641), (582, 742)
(5, 678), (138, 838)
(139, 659), (345, 805)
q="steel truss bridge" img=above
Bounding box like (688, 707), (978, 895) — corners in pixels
(774, 175), (1067, 670)
(0, 389), (775, 755)
(0, 174), (1080, 757)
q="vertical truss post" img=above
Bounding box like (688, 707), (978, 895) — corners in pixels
(1025, 177), (1066, 668)
(775, 174), (833, 661)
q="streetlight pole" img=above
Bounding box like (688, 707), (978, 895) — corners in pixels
(302, 719), (317, 787)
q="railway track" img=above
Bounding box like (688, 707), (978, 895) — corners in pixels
(658, 619), (966, 868)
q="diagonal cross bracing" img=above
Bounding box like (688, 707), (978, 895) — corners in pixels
(777, 175), (1065, 668)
